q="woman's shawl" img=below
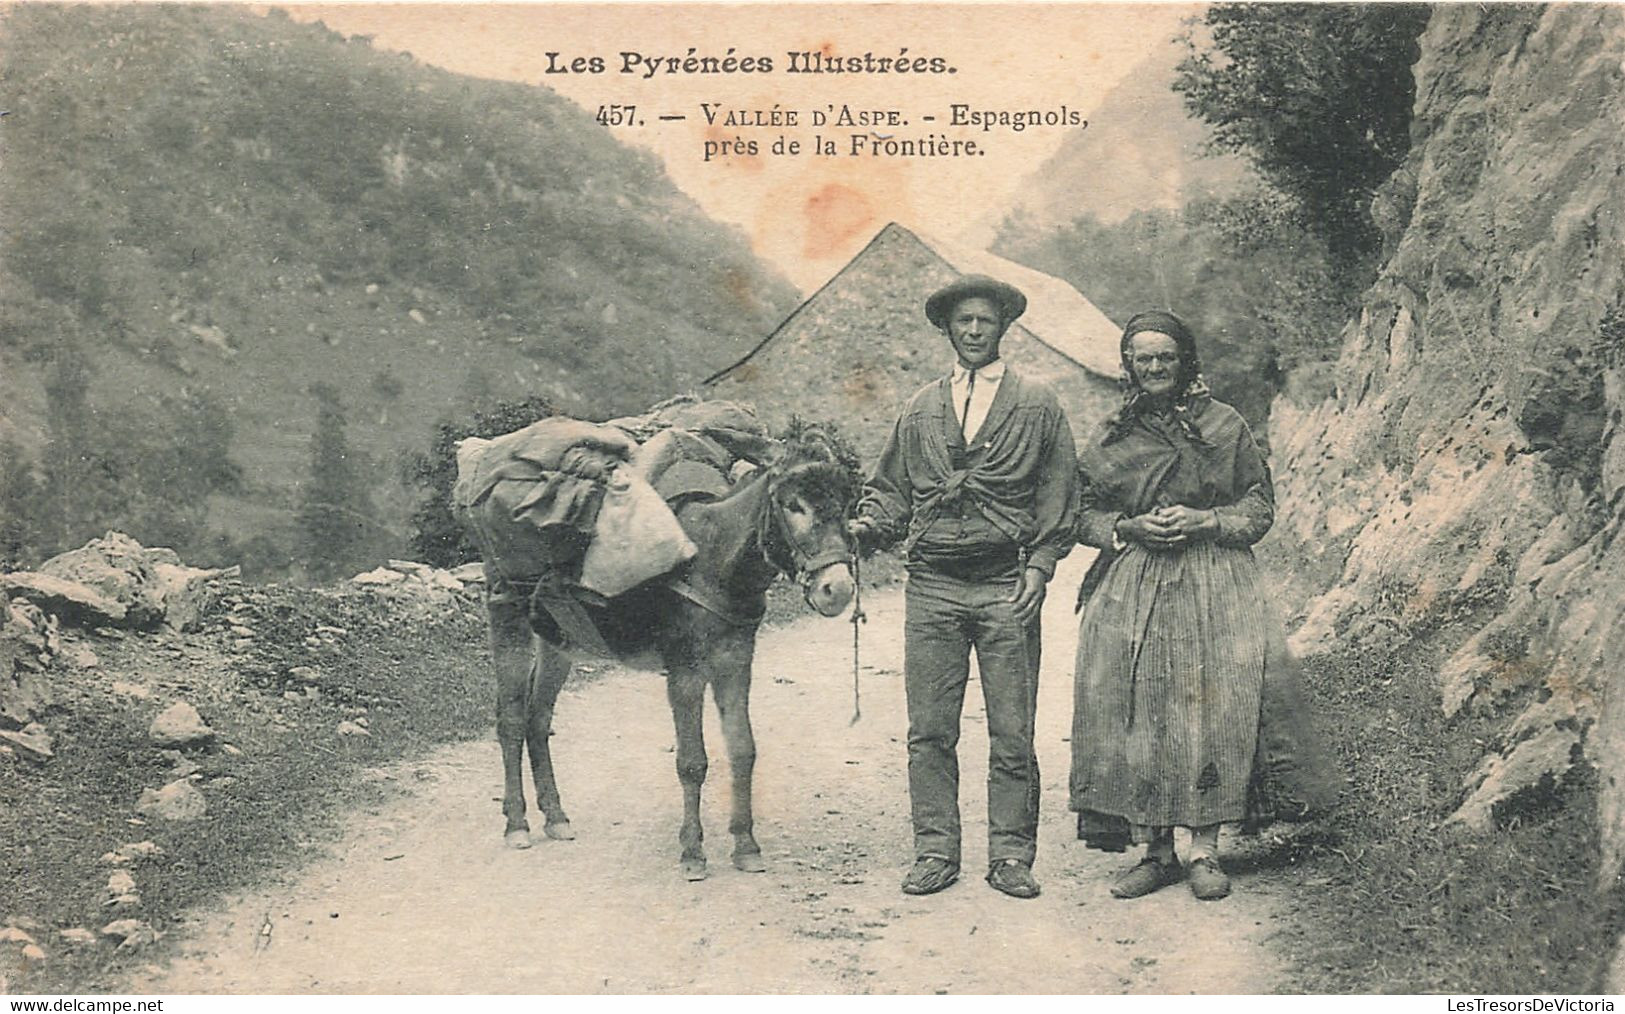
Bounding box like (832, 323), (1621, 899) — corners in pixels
(1074, 396), (1274, 605)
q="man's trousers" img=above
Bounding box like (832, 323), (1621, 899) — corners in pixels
(902, 565), (1042, 866)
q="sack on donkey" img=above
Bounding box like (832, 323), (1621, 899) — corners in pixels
(454, 416), (697, 599)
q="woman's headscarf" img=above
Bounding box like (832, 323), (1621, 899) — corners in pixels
(1105, 310), (1212, 444)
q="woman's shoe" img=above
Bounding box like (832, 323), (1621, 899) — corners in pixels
(1110, 857), (1183, 899)
(1188, 856), (1232, 900)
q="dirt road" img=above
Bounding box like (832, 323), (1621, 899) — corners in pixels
(134, 556), (1294, 994)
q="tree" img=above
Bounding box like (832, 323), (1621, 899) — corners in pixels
(0, 440), (45, 570)
(1175, 3), (1431, 273)
(296, 383), (378, 582)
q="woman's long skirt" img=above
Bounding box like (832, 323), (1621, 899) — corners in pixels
(1069, 541), (1271, 836)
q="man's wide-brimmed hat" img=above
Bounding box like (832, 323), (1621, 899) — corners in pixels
(924, 275), (1027, 330)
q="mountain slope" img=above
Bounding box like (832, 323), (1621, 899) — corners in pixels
(0, 4), (798, 574)
(982, 35), (1250, 241)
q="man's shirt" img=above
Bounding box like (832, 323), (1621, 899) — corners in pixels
(950, 358), (1006, 442)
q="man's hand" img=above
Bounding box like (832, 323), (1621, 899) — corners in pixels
(846, 517), (877, 553)
(1009, 566), (1049, 625)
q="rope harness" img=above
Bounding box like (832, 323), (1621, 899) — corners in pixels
(849, 548), (865, 725)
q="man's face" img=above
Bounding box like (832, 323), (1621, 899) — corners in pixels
(945, 296), (1007, 370)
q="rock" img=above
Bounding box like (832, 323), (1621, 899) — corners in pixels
(314, 625), (349, 637)
(336, 720), (371, 737)
(100, 919), (160, 950)
(387, 560), (430, 575)
(0, 723), (54, 761)
(408, 308), (427, 325)
(152, 562), (236, 632)
(166, 756), (202, 779)
(148, 702), (214, 748)
(37, 532), (165, 628)
(288, 666), (321, 683)
(105, 871), (140, 907)
(228, 625), (255, 638)
(69, 647), (99, 669)
(57, 928), (97, 946)
(2, 598), (56, 728)
(221, 743), (243, 757)
(1, 572), (127, 627)
(0, 927), (36, 946)
(351, 568), (405, 586)
(110, 681), (152, 700)
(21, 943), (45, 963)
(449, 562), (486, 584)
(135, 779), (207, 821)
(101, 841), (163, 865)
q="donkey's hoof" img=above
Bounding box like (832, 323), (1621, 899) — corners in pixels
(732, 852), (767, 874)
(680, 857), (708, 882)
(504, 829), (533, 850)
(543, 821), (575, 841)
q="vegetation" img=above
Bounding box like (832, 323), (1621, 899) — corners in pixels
(0, 583), (495, 993)
(295, 385), (383, 582)
(0, 4), (796, 580)
(1267, 618), (1619, 992)
(1175, 3), (1432, 273)
(995, 187), (1350, 427)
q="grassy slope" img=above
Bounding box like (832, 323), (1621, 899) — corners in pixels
(0, 583), (495, 992)
(0, 4), (798, 568)
(1252, 569), (1621, 993)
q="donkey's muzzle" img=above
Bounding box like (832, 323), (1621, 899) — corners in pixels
(805, 563), (855, 618)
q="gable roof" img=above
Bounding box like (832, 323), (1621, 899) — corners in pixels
(705, 221), (1123, 385)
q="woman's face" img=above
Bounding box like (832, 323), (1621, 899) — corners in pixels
(1128, 330), (1182, 397)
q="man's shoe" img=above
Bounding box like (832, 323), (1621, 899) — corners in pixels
(986, 858), (1041, 899)
(1110, 857), (1183, 899)
(901, 856), (960, 896)
(1188, 857), (1232, 900)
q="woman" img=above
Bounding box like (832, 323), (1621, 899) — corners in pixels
(1069, 310), (1276, 902)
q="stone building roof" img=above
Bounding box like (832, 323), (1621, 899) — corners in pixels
(706, 222), (1123, 385)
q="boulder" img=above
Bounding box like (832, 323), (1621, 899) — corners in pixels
(135, 779), (207, 821)
(38, 532), (165, 628)
(99, 919), (160, 950)
(1, 573), (126, 627)
(149, 702), (214, 748)
(151, 562), (237, 632)
(2, 598), (56, 729)
(57, 928), (97, 946)
(0, 723), (54, 761)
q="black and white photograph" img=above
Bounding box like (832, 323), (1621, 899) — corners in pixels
(1, 0), (1623, 998)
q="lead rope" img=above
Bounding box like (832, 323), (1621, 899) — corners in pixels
(849, 549), (865, 725)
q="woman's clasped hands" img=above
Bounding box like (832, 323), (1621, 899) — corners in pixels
(1116, 504), (1219, 550)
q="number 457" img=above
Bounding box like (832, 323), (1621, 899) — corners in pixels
(596, 105), (637, 127)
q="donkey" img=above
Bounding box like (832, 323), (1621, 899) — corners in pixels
(465, 429), (856, 880)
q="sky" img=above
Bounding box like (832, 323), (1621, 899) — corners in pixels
(282, 2), (1200, 291)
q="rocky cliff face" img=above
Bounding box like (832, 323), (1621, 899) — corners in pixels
(1270, 6), (1624, 869)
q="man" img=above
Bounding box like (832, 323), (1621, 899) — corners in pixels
(851, 274), (1078, 899)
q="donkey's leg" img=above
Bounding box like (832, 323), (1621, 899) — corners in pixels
(489, 596), (535, 849)
(666, 667), (709, 880)
(526, 643), (574, 840)
(712, 659), (764, 872)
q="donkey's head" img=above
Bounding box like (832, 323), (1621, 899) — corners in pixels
(759, 423), (858, 618)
